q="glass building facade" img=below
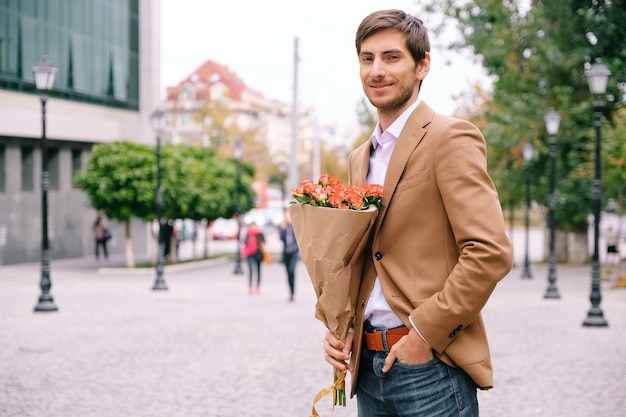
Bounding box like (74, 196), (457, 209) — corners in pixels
(0, 0), (139, 110)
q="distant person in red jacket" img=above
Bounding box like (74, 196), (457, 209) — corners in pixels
(242, 223), (265, 295)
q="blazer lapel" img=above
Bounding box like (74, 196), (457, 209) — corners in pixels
(374, 102), (433, 231)
(349, 139), (372, 186)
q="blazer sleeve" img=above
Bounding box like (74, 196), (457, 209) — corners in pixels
(408, 117), (513, 353)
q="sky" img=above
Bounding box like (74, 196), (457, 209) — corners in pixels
(160, 0), (488, 135)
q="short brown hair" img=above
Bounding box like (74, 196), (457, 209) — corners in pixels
(355, 9), (430, 65)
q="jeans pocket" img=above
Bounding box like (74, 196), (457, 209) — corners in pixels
(394, 355), (440, 371)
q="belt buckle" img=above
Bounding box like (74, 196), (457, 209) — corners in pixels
(364, 329), (387, 352)
(365, 327), (408, 352)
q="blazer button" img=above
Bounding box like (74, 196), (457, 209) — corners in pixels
(374, 252), (383, 260)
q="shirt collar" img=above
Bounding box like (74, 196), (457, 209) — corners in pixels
(371, 99), (421, 150)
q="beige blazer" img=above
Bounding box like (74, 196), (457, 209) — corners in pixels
(348, 102), (513, 395)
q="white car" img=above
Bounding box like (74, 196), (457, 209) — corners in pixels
(211, 218), (239, 240)
(243, 209), (267, 228)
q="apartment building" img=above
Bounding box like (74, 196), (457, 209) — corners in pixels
(163, 59), (319, 180)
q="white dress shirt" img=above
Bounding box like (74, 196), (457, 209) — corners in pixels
(364, 99), (420, 329)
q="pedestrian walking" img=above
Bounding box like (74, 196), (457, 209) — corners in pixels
(605, 226), (619, 265)
(279, 209), (299, 301)
(93, 214), (110, 260)
(242, 223), (265, 295)
(322, 9), (513, 416)
(604, 225), (620, 282)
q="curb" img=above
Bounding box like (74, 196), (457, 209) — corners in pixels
(97, 256), (231, 275)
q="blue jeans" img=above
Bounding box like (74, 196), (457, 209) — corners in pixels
(283, 251), (298, 298)
(356, 347), (479, 417)
(246, 254), (262, 288)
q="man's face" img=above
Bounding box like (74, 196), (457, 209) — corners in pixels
(358, 28), (429, 115)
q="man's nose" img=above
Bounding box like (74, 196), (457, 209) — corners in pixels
(370, 59), (386, 78)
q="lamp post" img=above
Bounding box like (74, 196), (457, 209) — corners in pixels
(583, 58), (610, 327)
(150, 109), (168, 291)
(521, 141), (534, 279)
(33, 55), (58, 312)
(543, 108), (561, 299)
(279, 160), (287, 202)
(233, 138), (244, 275)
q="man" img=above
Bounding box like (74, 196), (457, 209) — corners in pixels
(605, 226), (619, 266)
(323, 9), (513, 416)
(279, 208), (299, 301)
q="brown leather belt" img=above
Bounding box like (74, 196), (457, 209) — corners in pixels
(364, 327), (409, 352)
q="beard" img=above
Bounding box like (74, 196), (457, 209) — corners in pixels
(365, 76), (417, 116)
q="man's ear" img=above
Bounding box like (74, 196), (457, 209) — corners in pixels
(416, 52), (431, 81)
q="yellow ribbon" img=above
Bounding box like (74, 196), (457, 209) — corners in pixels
(310, 370), (347, 417)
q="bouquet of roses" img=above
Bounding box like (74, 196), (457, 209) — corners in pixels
(290, 174), (383, 416)
(291, 175), (384, 211)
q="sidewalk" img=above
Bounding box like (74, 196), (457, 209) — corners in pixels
(0, 260), (624, 417)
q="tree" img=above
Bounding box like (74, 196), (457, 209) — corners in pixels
(74, 141), (155, 267)
(419, 0), (625, 261)
(603, 106), (626, 217)
(352, 97), (377, 150)
(75, 141), (257, 265)
(319, 142), (349, 184)
(161, 143), (258, 259)
(197, 95), (231, 150)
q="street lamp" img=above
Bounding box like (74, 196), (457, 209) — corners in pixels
(521, 141), (534, 279)
(543, 108), (561, 299)
(33, 55), (58, 312)
(233, 138), (244, 275)
(279, 160), (287, 202)
(583, 58), (610, 327)
(150, 109), (168, 291)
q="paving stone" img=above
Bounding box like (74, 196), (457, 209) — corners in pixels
(1, 255), (624, 416)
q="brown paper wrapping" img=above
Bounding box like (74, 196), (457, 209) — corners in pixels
(290, 204), (378, 342)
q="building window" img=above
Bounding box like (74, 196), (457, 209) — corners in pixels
(0, 0), (140, 110)
(21, 146), (34, 192)
(71, 148), (82, 188)
(48, 148), (59, 190)
(181, 113), (192, 126)
(0, 145), (5, 192)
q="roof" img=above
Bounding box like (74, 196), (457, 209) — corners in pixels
(166, 60), (246, 101)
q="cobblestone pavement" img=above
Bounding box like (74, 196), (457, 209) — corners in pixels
(0, 256), (624, 417)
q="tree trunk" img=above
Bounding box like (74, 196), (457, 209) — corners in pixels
(567, 231), (589, 265)
(150, 220), (158, 265)
(555, 229), (569, 263)
(191, 220), (199, 260)
(203, 223), (210, 259)
(124, 219), (135, 268)
(170, 231), (178, 263)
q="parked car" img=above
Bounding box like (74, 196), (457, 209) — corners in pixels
(243, 204), (286, 229)
(242, 208), (267, 228)
(211, 218), (239, 240)
(264, 206), (285, 227)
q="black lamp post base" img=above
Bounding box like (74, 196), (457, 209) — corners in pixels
(152, 280), (168, 291)
(233, 263), (244, 275)
(521, 269), (532, 279)
(583, 308), (608, 327)
(543, 286), (561, 299)
(34, 295), (58, 312)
